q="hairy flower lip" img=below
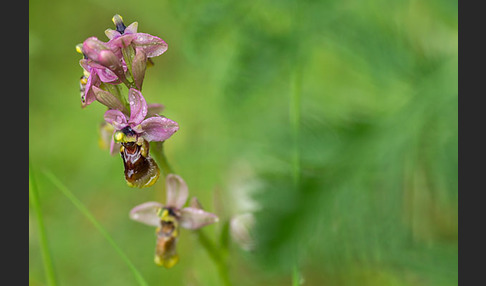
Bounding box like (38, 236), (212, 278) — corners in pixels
(120, 139), (160, 188)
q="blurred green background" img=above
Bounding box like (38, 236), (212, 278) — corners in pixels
(29, 0), (458, 285)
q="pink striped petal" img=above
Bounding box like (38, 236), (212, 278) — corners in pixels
(104, 109), (128, 130)
(179, 207), (219, 230)
(138, 116), (179, 142)
(81, 73), (99, 108)
(104, 29), (120, 40)
(128, 88), (148, 125)
(131, 33), (168, 58)
(165, 174), (188, 210)
(97, 67), (119, 83)
(109, 135), (120, 156)
(125, 22), (138, 34)
(82, 37), (109, 61)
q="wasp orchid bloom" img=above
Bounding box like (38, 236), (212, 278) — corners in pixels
(130, 174), (219, 268)
(98, 103), (165, 156)
(103, 88), (178, 187)
(104, 88), (178, 145)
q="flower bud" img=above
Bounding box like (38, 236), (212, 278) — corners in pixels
(83, 37), (126, 81)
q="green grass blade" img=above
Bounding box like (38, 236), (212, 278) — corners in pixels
(290, 18), (303, 284)
(29, 162), (58, 286)
(43, 170), (149, 286)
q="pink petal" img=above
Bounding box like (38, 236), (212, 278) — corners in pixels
(129, 201), (163, 227)
(179, 207), (219, 230)
(165, 174), (188, 210)
(98, 50), (125, 80)
(128, 88), (148, 125)
(104, 109), (128, 130)
(82, 73), (99, 108)
(131, 33), (168, 58)
(106, 34), (136, 55)
(80, 59), (119, 83)
(82, 37), (109, 61)
(104, 28), (120, 40)
(138, 116), (179, 142)
(125, 22), (138, 34)
(97, 67), (119, 83)
(189, 197), (203, 209)
(109, 135), (120, 156)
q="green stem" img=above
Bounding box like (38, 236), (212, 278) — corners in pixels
(29, 161), (58, 286)
(123, 79), (137, 90)
(196, 230), (232, 286)
(43, 170), (149, 286)
(292, 265), (301, 286)
(150, 141), (174, 175)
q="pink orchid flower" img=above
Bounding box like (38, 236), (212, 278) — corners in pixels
(130, 174), (219, 268)
(104, 88), (178, 151)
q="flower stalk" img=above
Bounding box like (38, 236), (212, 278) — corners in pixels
(196, 230), (232, 286)
(150, 141), (174, 176)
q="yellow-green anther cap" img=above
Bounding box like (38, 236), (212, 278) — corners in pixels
(114, 130), (125, 143)
(75, 44), (83, 54)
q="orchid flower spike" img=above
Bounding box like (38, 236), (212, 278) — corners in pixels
(103, 88), (178, 188)
(130, 174), (219, 268)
